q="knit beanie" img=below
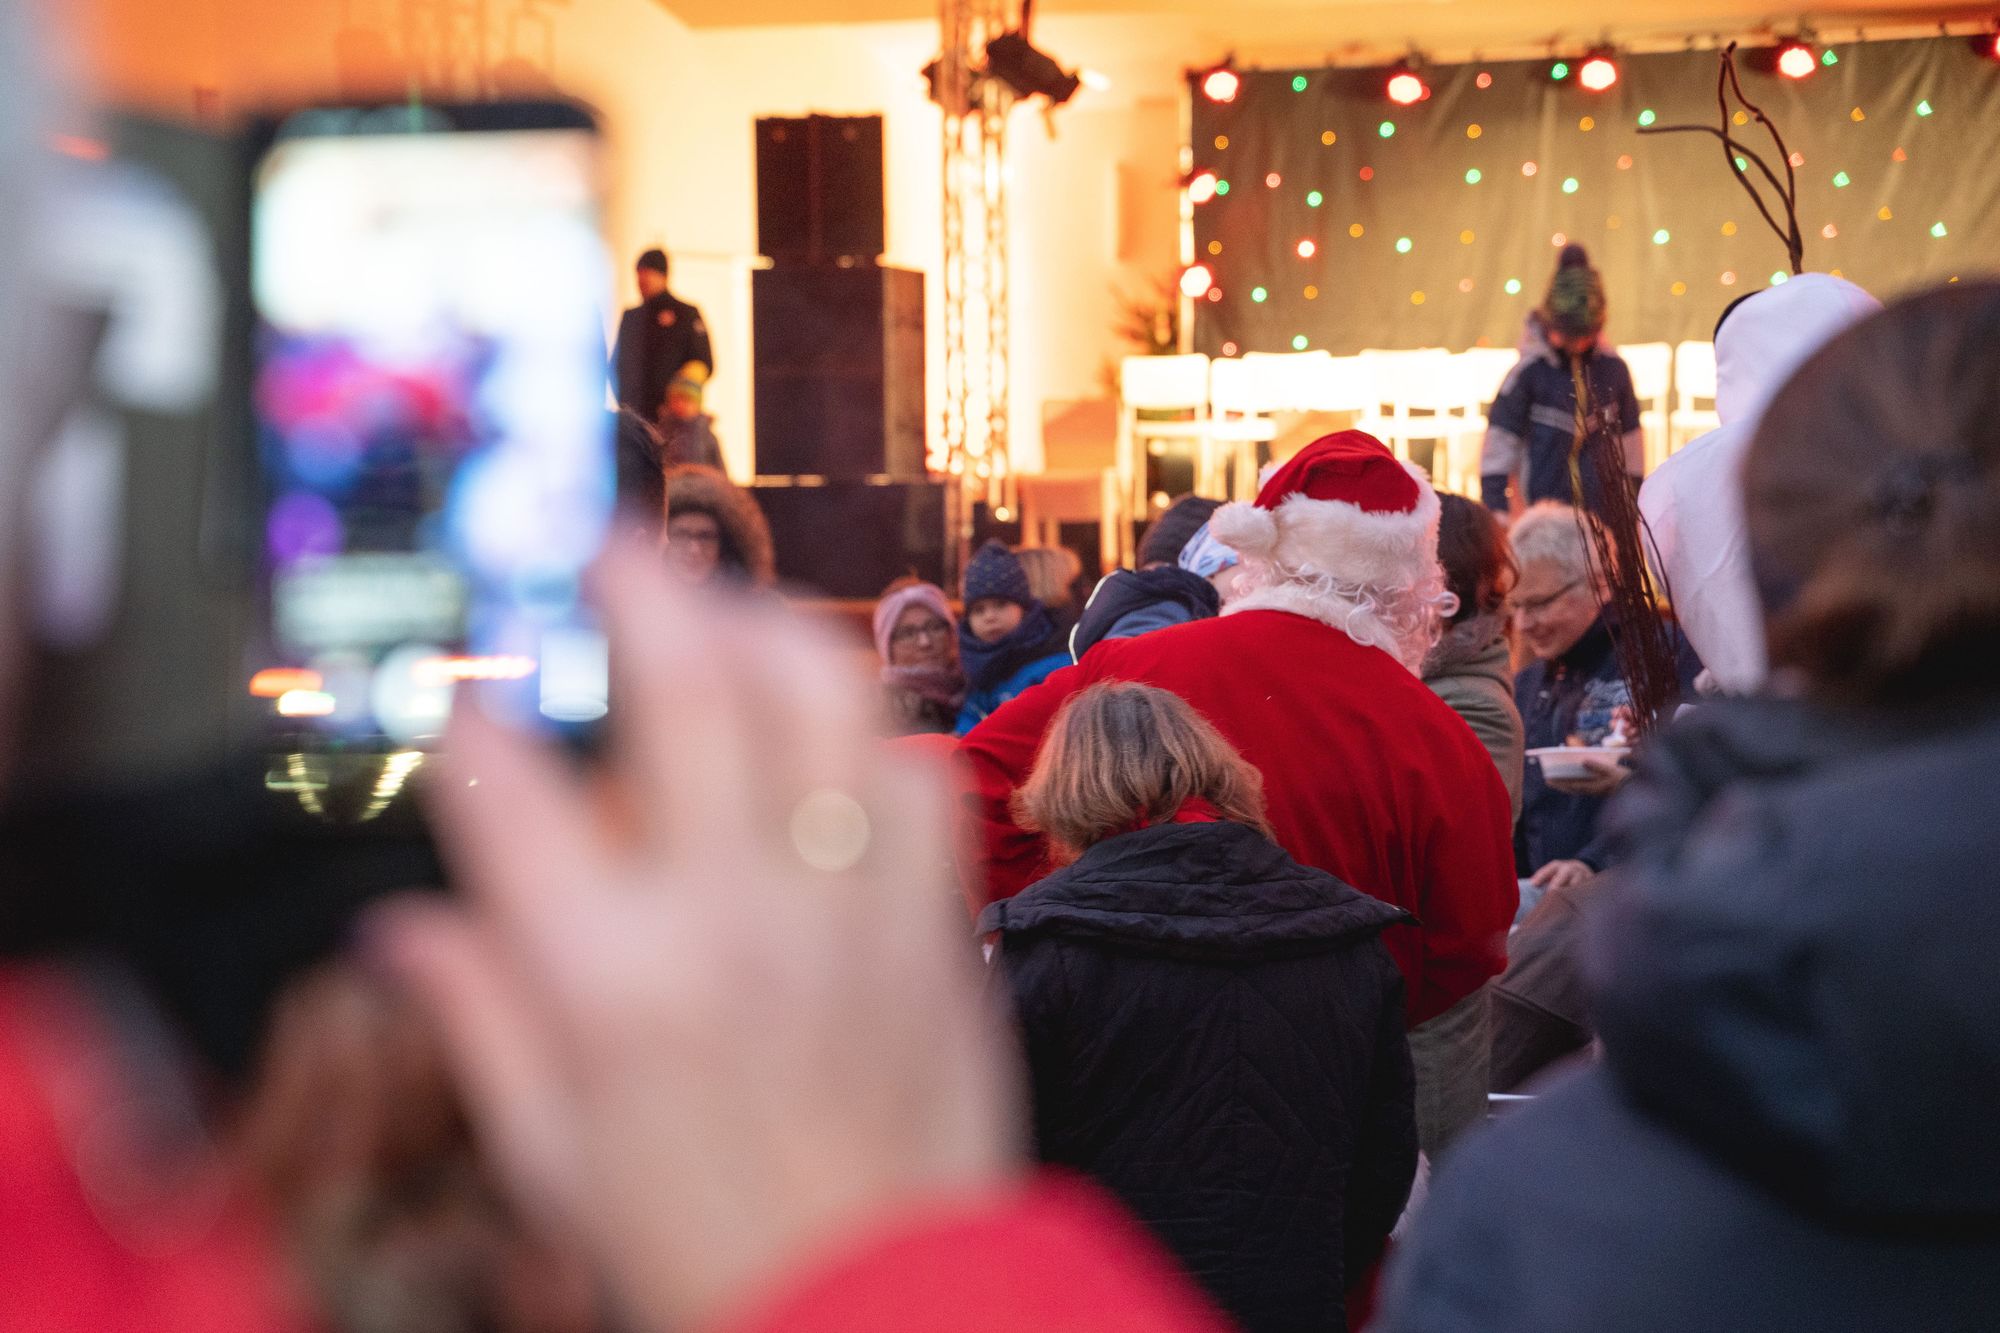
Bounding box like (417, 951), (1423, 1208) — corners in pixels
(1138, 494), (1222, 568)
(872, 581), (955, 662)
(961, 539), (1034, 608)
(1542, 243), (1607, 339)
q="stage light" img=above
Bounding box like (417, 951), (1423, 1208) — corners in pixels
(1188, 170), (1219, 204)
(276, 689), (337, 718)
(1776, 41), (1817, 79)
(1201, 66), (1240, 103)
(1578, 54), (1619, 92)
(985, 31), (1082, 104)
(1386, 70), (1427, 105)
(1179, 264), (1214, 298)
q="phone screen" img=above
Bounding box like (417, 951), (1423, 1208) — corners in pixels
(248, 107), (611, 748)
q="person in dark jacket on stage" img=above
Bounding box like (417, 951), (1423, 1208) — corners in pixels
(981, 681), (1416, 1333)
(1377, 280), (2000, 1333)
(611, 247), (712, 425)
(1480, 245), (1642, 516)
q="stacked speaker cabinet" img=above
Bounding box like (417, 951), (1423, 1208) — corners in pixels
(753, 265), (924, 479)
(752, 114), (946, 596)
(754, 115), (886, 268)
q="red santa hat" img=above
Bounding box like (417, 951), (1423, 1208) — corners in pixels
(1209, 430), (1441, 590)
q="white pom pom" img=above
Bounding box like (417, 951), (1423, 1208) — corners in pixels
(1209, 501), (1277, 557)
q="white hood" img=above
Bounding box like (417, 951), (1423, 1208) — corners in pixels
(1639, 275), (1880, 695)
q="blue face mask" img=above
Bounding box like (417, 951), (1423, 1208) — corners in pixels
(1177, 521), (1239, 579)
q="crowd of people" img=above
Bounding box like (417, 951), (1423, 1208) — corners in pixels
(5, 4), (2000, 1328)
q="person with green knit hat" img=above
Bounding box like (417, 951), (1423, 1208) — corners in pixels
(1479, 244), (1643, 517)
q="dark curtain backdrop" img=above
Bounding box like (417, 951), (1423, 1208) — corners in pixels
(1190, 37), (2000, 355)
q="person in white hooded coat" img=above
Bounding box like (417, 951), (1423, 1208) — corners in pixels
(1638, 274), (1882, 696)
(1485, 275), (1884, 1095)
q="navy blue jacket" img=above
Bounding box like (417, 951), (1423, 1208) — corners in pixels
(1068, 566), (1219, 663)
(1378, 698), (2000, 1332)
(954, 602), (1069, 736)
(1480, 345), (1640, 512)
(981, 820), (1416, 1332)
(1515, 614), (1699, 873)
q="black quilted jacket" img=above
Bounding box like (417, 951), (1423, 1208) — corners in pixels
(979, 819), (1417, 1332)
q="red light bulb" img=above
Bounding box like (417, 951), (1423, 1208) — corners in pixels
(1201, 68), (1240, 103)
(1777, 43), (1817, 78)
(1179, 264), (1215, 299)
(1386, 72), (1427, 105)
(1578, 56), (1618, 92)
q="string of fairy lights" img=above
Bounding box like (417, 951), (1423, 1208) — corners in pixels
(1181, 30), (2000, 355)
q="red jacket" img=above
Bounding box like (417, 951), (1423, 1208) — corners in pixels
(716, 1174), (1231, 1333)
(0, 967), (309, 1333)
(958, 609), (1516, 1025)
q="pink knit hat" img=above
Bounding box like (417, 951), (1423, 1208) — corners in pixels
(872, 581), (955, 661)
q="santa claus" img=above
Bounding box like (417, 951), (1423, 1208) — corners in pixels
(960, 432), (1517, 1044)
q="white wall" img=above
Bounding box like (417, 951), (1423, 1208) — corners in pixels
(66, 0), (1193, 479)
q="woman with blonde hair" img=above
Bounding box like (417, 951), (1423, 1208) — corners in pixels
(1013, 544), (1085, 626)
(980, 682), (1416, 1333)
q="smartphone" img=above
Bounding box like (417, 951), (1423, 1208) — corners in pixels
(246, 102), (613, 751)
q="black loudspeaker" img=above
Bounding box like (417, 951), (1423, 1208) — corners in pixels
(756, 115), (885, 266)
(754, 265), (925, 479)
(750, 479), (952, 598)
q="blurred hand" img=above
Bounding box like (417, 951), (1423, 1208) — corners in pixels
(1528, 859), (1596, 892)
(378, 539), (1022, 1332)
(1545, 756), (1632, 799)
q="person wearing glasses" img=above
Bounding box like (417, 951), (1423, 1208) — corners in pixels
(874, 579), (966, 736)
(663, 463), (776, 589)
(1508, 503), (1699, 896)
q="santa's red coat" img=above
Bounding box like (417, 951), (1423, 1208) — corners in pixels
(958, 609), (1517, 1025)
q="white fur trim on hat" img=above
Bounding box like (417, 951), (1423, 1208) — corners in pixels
(1213, 460), (1441, 589)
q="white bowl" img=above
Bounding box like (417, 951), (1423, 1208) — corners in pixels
(1527, 746), (1628, 782)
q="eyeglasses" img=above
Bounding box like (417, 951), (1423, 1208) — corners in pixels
(891, 621), (951, 645)
(1508, 579), (1584, 619)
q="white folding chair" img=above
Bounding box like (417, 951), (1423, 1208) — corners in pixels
(1116, 353), (1212, 563)
(1299, 353), (1374, 416)
(1354, 348), (1454, 465)
(1431, 350), (1517, 498)
(1669, 340), (1719, 454)
(1242, 349), (1334, 408)
(1620, 341), (1673, 473)
(1207, 356), (1283, 500)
